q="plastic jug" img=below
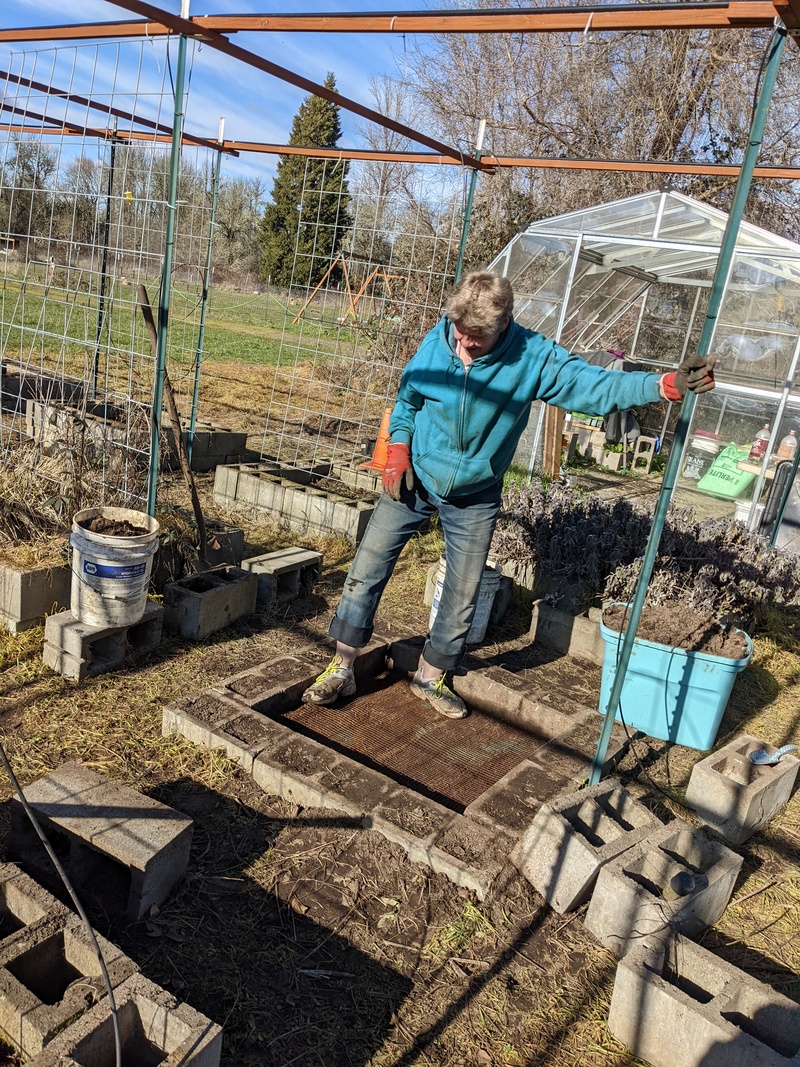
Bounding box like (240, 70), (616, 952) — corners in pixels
(748, 425), (771, 462)
(777, 430), (797, 462)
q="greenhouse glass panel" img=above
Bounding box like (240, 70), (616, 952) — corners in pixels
(504, 234), (575, 336)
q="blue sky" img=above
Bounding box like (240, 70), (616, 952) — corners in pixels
(3, 1), (426, 185)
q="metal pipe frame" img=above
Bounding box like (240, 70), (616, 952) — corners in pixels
(0, 3), (791, 42)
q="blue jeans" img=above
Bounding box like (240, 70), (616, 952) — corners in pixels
(329, 480), (502, 671)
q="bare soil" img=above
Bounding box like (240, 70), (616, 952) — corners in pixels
(603, 601), (750, 658)
(79, 516), (150, 537)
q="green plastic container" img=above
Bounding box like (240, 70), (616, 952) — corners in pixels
(598, 606), (753, 751)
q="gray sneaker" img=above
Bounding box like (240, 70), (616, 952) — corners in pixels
(409, 668), (468, 719)
(302, 656), (356, 706)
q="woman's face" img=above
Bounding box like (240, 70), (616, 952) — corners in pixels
(452, 320), (507, 359)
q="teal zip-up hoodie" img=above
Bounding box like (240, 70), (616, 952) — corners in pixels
(389, 316), (662, 499)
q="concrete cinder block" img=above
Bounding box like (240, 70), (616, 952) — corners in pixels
(8, 762), (194, 923)
(162, 687), (253, 751)
(0, 563), (71, 633)
(529, 603), (605, 666)
(220, 654), (326, 715)
(510, 778), (664, 913)
(584, 820), (743, 957)
(608, 932), (800, 1067)
(203, 524), (245, 568)
(241, 547), (322, 607)
(685, 734), (800, 845)
(0, 913), (137, 1056)
(42, 602), (163, 681)
(0, 863), (70, 940)
(163, 565), (258, 640)
(26, 972), (222, 1067)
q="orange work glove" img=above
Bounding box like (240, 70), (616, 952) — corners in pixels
(382, 443), (414, 500)
(660, 355), (716, 401)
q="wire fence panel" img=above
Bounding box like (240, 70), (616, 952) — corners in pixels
(0, 38), (215, 516)
(254, 157), (466, 473)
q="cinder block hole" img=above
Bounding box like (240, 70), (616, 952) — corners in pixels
(566, 798), (624, 847)
(658, 846), (704, 876)
(623, 867), (663, 897)
(183, 576), (220, 593)
(658, 830), (709, 875)
(713, 754), (758, 786)
(17, 820), (72, 875)
(7, 930), (82, 1005)
(69, 842), (131, 918)
(720, 995), (800, 1058)
(299, 566), (318, 594)
(0, 902), (25, 940)
(594, 791), (637, 831)
(661, 958), (714, 1003)
(88, 633), (127, 673)
(72, 999), (167, 1066)
(276, 571), (300, 599)
(126, 618), (156, 653)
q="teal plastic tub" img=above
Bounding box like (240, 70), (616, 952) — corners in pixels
(598, 607), (753, 751)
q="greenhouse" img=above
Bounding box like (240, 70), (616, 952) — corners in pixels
(491, 189), (800, 539)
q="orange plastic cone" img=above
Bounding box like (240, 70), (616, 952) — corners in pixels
(361, 407), (392, 471)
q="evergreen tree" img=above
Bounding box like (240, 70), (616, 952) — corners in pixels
(259, 73), (350, 289)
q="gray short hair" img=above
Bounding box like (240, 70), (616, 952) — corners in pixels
(444, 270), (514, 336)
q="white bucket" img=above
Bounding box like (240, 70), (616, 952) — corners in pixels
(70, 507), (160, 627)
(733, 499), (765, 527)
(428, 556), (503, 645)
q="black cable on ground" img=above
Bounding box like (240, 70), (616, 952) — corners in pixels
(0, 741), (122, 1067)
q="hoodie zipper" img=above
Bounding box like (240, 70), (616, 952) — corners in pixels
(443, 360), (472, 497)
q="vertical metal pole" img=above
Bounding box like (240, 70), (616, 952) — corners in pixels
(188, 118), (224, 466)
(92, 121), (117, 400)
(455, 119), (486, 282)
(590, 24), (787, 785)
(528, 236), (583, 477)
(146, 9), (190, 515)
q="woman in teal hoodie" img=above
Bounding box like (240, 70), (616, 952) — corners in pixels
(303, 271), (715, 719)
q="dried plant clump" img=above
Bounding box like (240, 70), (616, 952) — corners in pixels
(492, 481), (800, 628)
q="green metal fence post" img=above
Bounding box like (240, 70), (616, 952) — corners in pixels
(589, 24), (788, 786)
(146, 8), (190, 516)
(455, 119), (486, 282)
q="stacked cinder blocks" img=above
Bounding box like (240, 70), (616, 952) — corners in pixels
(0, 563), (71, 634)
(608, 932), (800, 1067)
(163, 419), (247, 472)
(212, 462), (377, 544)
(241, 547), (322, 608)
(8, 761), (194, 922)
(685, 733), (800, 845)
(163, 565), (258, 640)
(585, 820), (743, 957)
(511, 779), (664, 913)
(42, 602), (164, 681)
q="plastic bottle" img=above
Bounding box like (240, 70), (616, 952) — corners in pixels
(777, 430), (798, 462)
(748, 425), (771, 462)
